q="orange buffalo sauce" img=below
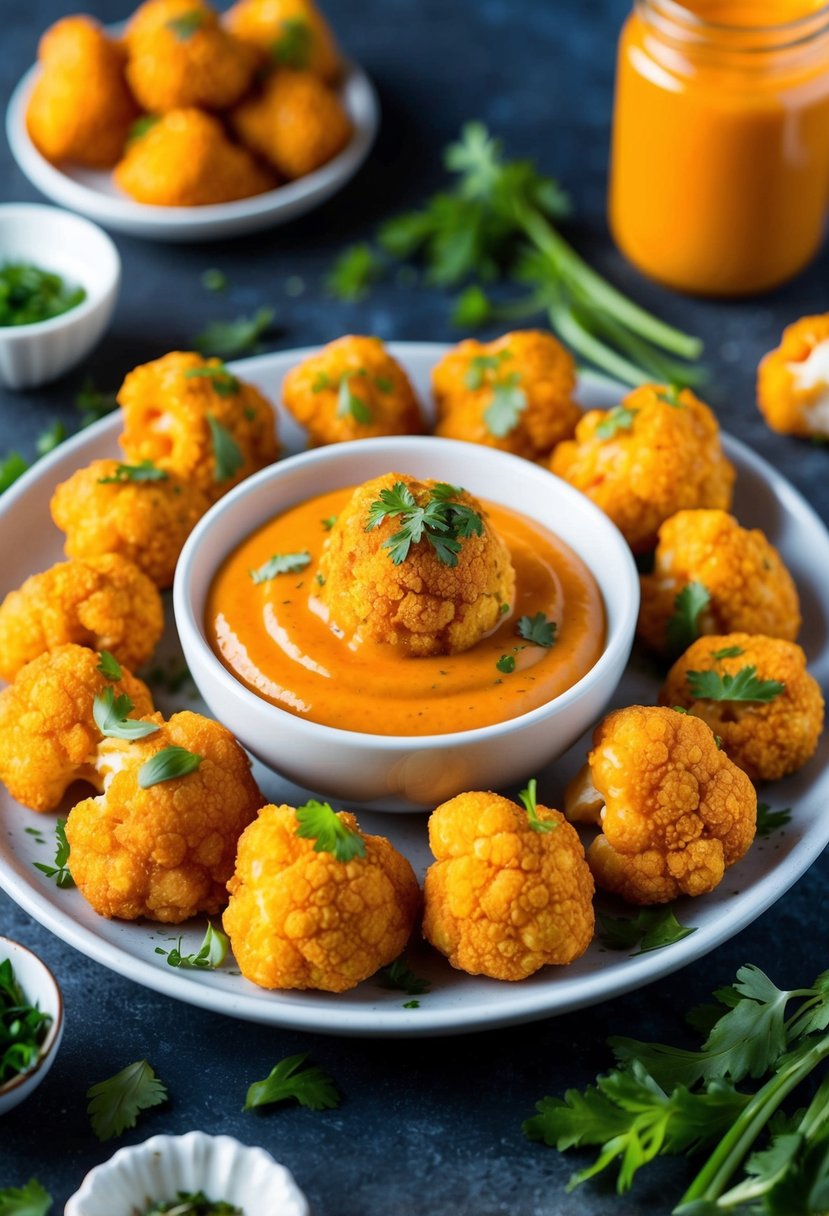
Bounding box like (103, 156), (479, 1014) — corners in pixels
(609, 0), (829, 296)
(207, 487), (605, 736)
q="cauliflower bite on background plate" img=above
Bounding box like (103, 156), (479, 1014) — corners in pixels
(225, 0), (342, 83)
(758, 313), (829, 439)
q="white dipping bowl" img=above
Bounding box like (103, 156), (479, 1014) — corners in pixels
(0, 936), (63, 1115)
(0, 203), (120, 389)
(174, 436), (639, 811)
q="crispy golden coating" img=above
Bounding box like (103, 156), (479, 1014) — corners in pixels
(0, 555), (164, 683)
(0, 644), (153, 813)
(757, 314), (829, 439)
(26, 16), (139, 168)
(223, 803), (420, 992)
(660, 634), (825, 782)
(422, 790), (594, 981)
(550, 384), (736, 554)
(318, 473), (515, 657)
(50, 459), (211, 591)
(282, 335), (422, 446)
(638, 510), (801, 654)
(118, 350), (278, 501)
(565, 705), (756, 905)
(114, 108), (275, 206)
(432, 331), (581, 461)
(225, 0), (342, 83)
(66, 710), (262, 923)
(230, 68), (351, 179)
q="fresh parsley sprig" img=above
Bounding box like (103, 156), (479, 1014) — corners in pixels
(249, 551), (311, 583)
(295, 800), (366, 863)
(93, 686), (160, 742)
(598, 907), (696, 955)
(0, 1179), (52, 1216)
(87, 1059), (168, 1141)
(244, 1052), (341, 1112)
(33, 819), (74, 889)
(194, 306), (275, 360)
(365, 481), (483, 567)
(517, 612), (557, 648)
(97, 651), (123, 681)
(686, 666), (785, 704)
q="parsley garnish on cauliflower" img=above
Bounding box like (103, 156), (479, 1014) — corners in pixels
(225, 0), (343, 84)
(757, 313), (829, 439)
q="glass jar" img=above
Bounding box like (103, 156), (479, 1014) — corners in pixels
(608, 0), (829, 296)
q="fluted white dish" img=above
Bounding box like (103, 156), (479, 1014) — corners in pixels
(0, 936), (63, 1115)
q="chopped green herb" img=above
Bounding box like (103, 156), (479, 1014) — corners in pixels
(516, 612), (557, 648)
(518, 778), (557, 834)
(98, 461), (168, 485)
(485, 372), (527, 437)
(598, 906), (696, 954)
(0, 452), (28, 494)
(194, 306), (275, 360)
(321, 515), (338, 530)
(315, 572), (325, 586)
(244, 1052), (341, 1112)
(379, 958), (431, 995)
(686, 665), (785, 704)
(138, 747), (202, 789)
(250, 551), (312, 583)
(93, 686), (160, 742)
(75, 378), (118, 428)
(373, 375), (394, 393)
(271, 15), (312, 67)
(33, 819), (74, 889)
(658, 384), (684, 406)
(365, 481), (483, 567)
(337, 376), (373, 424)
(665, 581), (711, 656)
(465, 350), (512, 390)
(87, 1059), (167, 1141)
(452, 285), (492, 327)
(711, 645), (745, 660)
(756, 802), (793, 838)
(500, 602), (510, 616)
(184, 364), (240, 397)
(165, 10), (206, 40)
(155, 923), (229, 971)
(0, 958), (52, 1087)
(207, 415), (244, 483)
(143, 1192), (240, 1216)
(201, 268), (228, 293)
(127, 115), (160, 146)
(0, 1178), (52, 1216)
(294, 799), (366, 863)
(35, 421), (65, 456)
(326, 244), (382, 302)
(596, 405), (638, 440)
(0, 263), (85, 327)
(497, 653), (516, 674)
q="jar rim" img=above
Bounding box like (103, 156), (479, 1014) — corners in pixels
(638, 0), (829, 47)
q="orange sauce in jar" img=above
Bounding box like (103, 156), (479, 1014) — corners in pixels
(207, 487), (605, 736)
(609, 0), (829, 296)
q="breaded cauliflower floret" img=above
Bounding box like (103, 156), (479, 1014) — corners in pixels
(0, 645), (153, 812)
(0, 554), (164, 683)
(26, 15), (140, 168)
(422, 790), (594, 981)
(282, 335), (422, 446)
(565, 705), (756, 905)
(432, 331), (581, 461)
(230, 68), (351, 179)
(638, 510), (801, 653)
(223, 803), (420, 992)
(118, 351), (279, 501)
(660, 634), (824, 782)
(50, 459), (211, 590)
(550, 384), (736, 553)
(66, 711), (262, 923)
(757, 314), (829, 439)
(318, 473), (515, 656)
(225, 0), (342, 82)
(114, 109), (276, 207)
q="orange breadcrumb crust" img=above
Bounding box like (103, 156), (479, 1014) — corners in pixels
(757, 313), (829, 438)
(225, 0), (342, 83)
(230, 68), (351, 180)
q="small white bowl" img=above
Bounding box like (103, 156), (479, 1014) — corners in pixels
(0, 936), (63, 1115)
(174, 436), (639, 811)
(0, 203), (120, 389)
(65, 1132), (310, 1216)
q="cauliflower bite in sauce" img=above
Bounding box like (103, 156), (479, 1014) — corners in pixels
(0, 554), (164, 683)
(66, 710), (262, 923)
(638, 510), (801, 654)
(0, 645), (153, 812)
(118, 351), (278, 501)
(432, 331), (581, 461)
(282, 335), (422, 446)
(758, 314), (829, 439)
(230, 68), (352, 179)
(422, 789), (594, 981)
(565, 705), (756, 905)
(114, 109), (275, 206)
(225, 0), (342, 83)
(318, 473), (515, 657)
(550, 384), (736, 554)
(223, 803), (420, 992)
(661, 634), (825, 782)
(26, 15), (140, 167)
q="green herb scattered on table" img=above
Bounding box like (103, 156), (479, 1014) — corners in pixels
(326, 243), (382, 301)
(365, 481), (483, 567)
(0, 1178), (52, 1215)
(0, 958), (52, 1086)
(144, 1194), (240, 1216)
(155, 923), (229, 970)
(32, 819), (74, 889)
(294, 799), (366, 863)
(250, 551), (312, 583)
(0, 263), (85, 327)
(244, 1052), (341, 1112)
(597, 906), (696, 954)
(87, 1058), (168, 1141)
(0, 452), (28, 494)
(75, 378), (118, 428)
(35, 421), (65, 457)
(193, 306), (275, 360)
(201, 268), (228, 293)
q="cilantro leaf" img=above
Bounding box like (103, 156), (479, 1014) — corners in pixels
(250, 551), (311, 583)
(166, 10), (206, 40)
(0, 1179), (52, 1216)
(596, 405), (638, 440)
(465, 350), (512, 390)
(518, 778), (557, 834)
(452, 285), (492, 327)
(138, 747), (202, 789)
(97, 461), (168, 484)
(271, 15), (312, 66)
(756, 802), (793, 838)
(711, 645), (745, 660)
(0, 452), (28, 494)
(184, 364), (240, 397)
(497, 653), (516, 674)
(379, 958), (432, 996)
(93, 686), (160, 741)
(35, 421), (65, 457)
(194, 306), (275, 360)
(294, 799), (366, 863)
(666, 582), (711, 656)
(206, 415), (244, 483)
(686, 665), (785, 704)
(244, 1052), (341, 1112)
(127, 115), (160, 146)
(326, 244), (382, 301)
(144, 1193), (240, 1216)
(658, 384), (684, 407)
(33, 818), (74, 889)
(485, 372), (527, 437)
(598, 907), (696, 955)
(321, 515), (338, 530)
(365, 481), (483, 567)
(97, 651), (122, 681)
(517, 612), (557, 648)
(337, 376), (373, 424)
(201, 268), (227, 293)
(87, 1059), (167, 1141)
(155, 923), (229, 971)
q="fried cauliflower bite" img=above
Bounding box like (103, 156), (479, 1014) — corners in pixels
(225, 0), (341, 82)
(638, 510), (801, 653)
(422, 790), (594, 981)
(432, 331), (581, 461)
(660, 634), (825, 782)
(318, 473), (515, 657)
(758, 314), (829, 439)
(223, 803), (420, 992)
(117, 351), (278, 501)
(26, 16), (140, 168)
(0, 645), (153, 813)
(564, 705), (756, 905)
(550, 384), (736, 554)
(230, 68), (351, 180)
(66, 710), (262, 923)
(0, 554), (164, 683)
(281, 335), (422, 446)
(114, 109), (275, 207)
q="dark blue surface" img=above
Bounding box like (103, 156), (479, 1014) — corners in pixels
(1, 1), (828, 1211)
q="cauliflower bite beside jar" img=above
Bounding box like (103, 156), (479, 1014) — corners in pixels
(565, 705), (756, 905)
(225, 0), (342, 83)
(118, 351), (278, 501)
(432, 331), (581, 461)
(26, 15), (140, 167)
(422, 789), (594, 981)
(66, 711), (262, 923)
(661, 634), (824, 782)
(550, 384), (736, 554)
(230, 68), (352, 179)
(281, 335), (422, 446)
(0, 645), (153, 812)
(638, 510), (801, 654)
(50, 459), (211, 590)
(757, 314), (829, 439)
(223, 802), (420, 992)
(318, 473), (515, 657)
(0, 554), (164, 683)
